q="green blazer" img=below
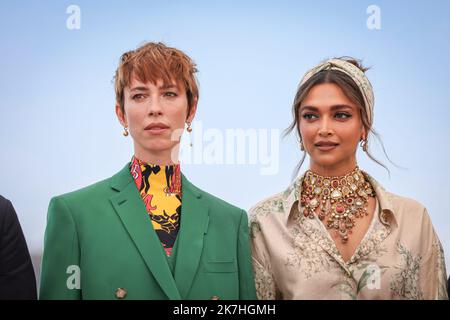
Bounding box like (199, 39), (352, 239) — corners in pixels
(39, 163), (256, 300)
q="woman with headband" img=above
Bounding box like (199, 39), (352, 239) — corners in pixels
(249, 57), (448, 300)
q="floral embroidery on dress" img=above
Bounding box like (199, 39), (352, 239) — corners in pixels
(433, 236), (448, 299)
(349, 216), (391, 264)
(390, 242), (423, 300)
(251, 195), (285, 219)
(295, 214), (342, 261)
(253, 259), (277, 300)
(285, 225), (338, 279)
(249, 220), (261, 239)
(249, 194), (285, 239)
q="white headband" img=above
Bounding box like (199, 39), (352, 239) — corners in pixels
(299, 59), (375, 125)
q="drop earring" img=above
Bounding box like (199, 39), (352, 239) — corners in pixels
(123, 127), (129, 137)
(360, 139), (368, 152)
(186, 122), (193, 147)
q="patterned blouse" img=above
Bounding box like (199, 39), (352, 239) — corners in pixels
(249, 171), (448, 300)
(130, 156), (182, 256)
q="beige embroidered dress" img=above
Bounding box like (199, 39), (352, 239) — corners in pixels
(249, 171), (448, 300)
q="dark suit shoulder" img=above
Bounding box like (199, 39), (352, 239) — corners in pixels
(0, 195), (17, 228)
(0, 194), (8, 207)
(0, 195), (37, 299)
(0, 194), (12, 212)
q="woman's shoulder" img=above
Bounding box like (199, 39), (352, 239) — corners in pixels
(380, 189), (440, 257)
(52, 163), (135, 202)
(50, 169), (124, 205)
(378, 187), (431, 226)
(366, 173), (430, 222)
(248, 191), (286, 223)
(186, 180), (245, 218)
(386, 191), (427, 212)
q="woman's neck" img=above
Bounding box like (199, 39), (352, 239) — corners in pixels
(309, 159), (357, 177)
(134, 149), (179, 166)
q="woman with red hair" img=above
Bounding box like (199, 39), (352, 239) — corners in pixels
(40, 42), (256, 300)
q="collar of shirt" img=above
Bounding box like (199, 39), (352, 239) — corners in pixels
(279, 170), (397, 271)
(130, 156), (182, 196)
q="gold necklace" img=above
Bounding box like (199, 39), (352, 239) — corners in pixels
(300, 166), (375, 243)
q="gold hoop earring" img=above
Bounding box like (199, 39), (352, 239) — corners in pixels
(123, 127), (129, 137)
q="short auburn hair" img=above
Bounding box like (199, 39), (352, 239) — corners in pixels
(114, 42), (199, 115)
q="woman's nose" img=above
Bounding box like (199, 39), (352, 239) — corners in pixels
(147, 97), (163, 116)
(318, 118), (333, 137)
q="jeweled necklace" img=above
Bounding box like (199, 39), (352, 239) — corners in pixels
(300, 166), (375, 243)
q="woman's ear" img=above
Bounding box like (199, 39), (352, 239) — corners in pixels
(361, 126), (367, 141)
(115, 104), (127, 127)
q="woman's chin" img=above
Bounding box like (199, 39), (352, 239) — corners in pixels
(310, 155), (344, 168)
(140, 140), (179, 154)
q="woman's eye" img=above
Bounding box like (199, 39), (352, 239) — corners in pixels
(132, 94), (145, 100)
(335, 112), (351, 119)
(164, 91), (177, 97)
(302, 113), (317, 120)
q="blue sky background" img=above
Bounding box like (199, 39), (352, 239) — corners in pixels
(1, 0), (450, 275)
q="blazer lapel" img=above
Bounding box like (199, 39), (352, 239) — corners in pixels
(109, 164), (181, 300)
(174, 174), (209, 299)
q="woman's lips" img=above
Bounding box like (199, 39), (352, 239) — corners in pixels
(145, 127), (169, 134)
(314, 143), (339, 151)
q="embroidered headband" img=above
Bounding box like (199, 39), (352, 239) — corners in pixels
(299, 58), (375, 126)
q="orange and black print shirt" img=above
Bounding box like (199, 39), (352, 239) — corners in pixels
(130, 156), (182, 256)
